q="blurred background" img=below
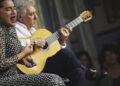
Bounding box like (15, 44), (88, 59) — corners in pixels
(34, 0), (120, 69)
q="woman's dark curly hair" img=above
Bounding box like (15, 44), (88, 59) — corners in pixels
(0, 0), (4, 7)
(0, 0), (4, 2)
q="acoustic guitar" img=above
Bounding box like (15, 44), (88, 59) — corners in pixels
(17, 10), (93, 74)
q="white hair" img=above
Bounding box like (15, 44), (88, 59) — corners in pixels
(14, 0), (35, 16)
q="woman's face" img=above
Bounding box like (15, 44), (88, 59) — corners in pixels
(104, 50), (118, 65)
(0, 0), (17, 26)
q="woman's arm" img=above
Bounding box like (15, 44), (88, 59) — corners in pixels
(0, 27), (33, 72)
(0, 28), (18, 71)
(17, 45), (33, 61)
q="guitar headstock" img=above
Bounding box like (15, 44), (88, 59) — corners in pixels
(80, 10), (93, 22)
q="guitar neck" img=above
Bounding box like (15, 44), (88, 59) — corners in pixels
(46, 16), (83, 45)
(65, 16), (83, 29)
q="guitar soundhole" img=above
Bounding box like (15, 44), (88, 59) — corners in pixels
(43, 42), (48, 49)
(40, 42), (49, 52)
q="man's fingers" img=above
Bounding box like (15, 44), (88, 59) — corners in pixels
(60, 27), (72, 35)
(67, 27), (72, 33)
(35, 37), (46, 48)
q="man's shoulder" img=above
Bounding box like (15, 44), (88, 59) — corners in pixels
(15, 22), (25, 29)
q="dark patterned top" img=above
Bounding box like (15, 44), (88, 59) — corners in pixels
(0, 26), (20, 77)
(0, 26), (65, 86)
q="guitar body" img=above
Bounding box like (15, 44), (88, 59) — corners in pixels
(17, 29), (61, 74)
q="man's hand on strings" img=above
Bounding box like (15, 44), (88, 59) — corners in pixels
(58, 27), (72, 46)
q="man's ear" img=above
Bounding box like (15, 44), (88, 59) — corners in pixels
(17, 15), (23, 22)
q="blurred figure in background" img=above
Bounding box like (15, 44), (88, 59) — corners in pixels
(98, 44), (120, 86)
(77, 51), (93, 68)
(77, 51), (96, 86)
(44, 48), (86, 86)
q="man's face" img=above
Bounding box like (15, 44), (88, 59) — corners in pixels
(20, 5), (38, 29)
(0, 0), (17, 27)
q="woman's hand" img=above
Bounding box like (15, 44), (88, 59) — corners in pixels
(17, 45), (33, 61)
(22, 56), (36, 67)
(23, 45), (33, 56)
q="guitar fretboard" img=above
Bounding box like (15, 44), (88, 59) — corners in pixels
(46, 16), (83, 45)
(65, 16), (83, 29)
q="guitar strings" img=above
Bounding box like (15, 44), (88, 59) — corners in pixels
(46, 16), (83, 45)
